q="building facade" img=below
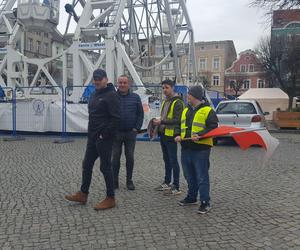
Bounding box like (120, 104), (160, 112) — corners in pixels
(225, 50), (269, 96)
(21, 30), (66, 85)
(271, 9), (300, 96)
(193, 40), (237, 93)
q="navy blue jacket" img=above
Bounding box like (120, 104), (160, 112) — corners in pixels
(118, 90), (144, 131)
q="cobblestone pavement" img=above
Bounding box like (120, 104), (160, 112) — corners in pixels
(0, 133), (299, 250)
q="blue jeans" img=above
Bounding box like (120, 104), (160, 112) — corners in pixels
(160, 137), (180, 189)
(181, 148), (211, 202)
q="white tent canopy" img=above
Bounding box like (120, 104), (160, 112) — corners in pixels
(239, 88), (289, 120)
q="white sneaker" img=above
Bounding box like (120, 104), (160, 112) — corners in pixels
(164, 185), (183, 196)
(154, 183), (171, 191)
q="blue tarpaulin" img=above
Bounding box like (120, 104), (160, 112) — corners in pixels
(81, 83), (95, 102)
(0, 85), (5, 99)
(207, 90), (224, 108)
(174, 85), (188, 104)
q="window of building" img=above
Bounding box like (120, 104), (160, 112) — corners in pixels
(44, 43), (49, 55)
(36, 31), (41, 36)
(56, 46), (60, 54)
(243, 79), (250, 89)
(199, 57), (207, 70)
(215, 45), (219, 49)
(28, 38), (33, 51)
(212, 75), (220, 86)
(249, 64), (254, 72)
(36, 41), (41, 53)
(44, 33), (48, 38)
(213, 56), (220, 70)
(257, 79), (265, 88)
(201, 46), (205, 50)
(240, 64), (246, 72)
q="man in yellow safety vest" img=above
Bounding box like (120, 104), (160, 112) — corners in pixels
(153, 79), (184, 195)
(175, 85), (218, 214)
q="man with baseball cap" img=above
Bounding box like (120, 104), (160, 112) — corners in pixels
(175, 85), (218, 214)
(65, 69), (121, 210)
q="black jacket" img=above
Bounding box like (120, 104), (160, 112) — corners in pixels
(88, 83), (121, 139)
(181, 102), (218, 150)
(118, 90), (144, 131)
(160, 95), (184, 140)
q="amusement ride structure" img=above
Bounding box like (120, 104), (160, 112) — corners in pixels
(0, 0), (197, 97)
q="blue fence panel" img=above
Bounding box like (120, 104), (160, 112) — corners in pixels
(0, 87), (14, 137)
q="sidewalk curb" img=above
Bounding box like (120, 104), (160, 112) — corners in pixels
(269, 129), (300, 134)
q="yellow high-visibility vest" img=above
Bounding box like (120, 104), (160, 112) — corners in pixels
(160, 99), (183, 137)
(181, 106), (213, 146)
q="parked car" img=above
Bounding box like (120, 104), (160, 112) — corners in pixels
(215, 99), (269, 130)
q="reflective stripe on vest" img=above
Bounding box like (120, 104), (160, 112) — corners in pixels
(161, 99), (183, 137)
(180, 106), (213, 146)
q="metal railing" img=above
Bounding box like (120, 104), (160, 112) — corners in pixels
(0, 84), (190, 142)
(0, 86), (14, 137)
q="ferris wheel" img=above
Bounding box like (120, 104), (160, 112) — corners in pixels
(0, 0), (197, 94)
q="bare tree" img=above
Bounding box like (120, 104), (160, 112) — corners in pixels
(255, 37), (285, 87)
(198, 71), (212, 89)
(256, 35), (300, 110)
(225, 76), (244, 97)
(250, 0), (300, 10)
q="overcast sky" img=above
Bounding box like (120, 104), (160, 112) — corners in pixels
(186, 0), (269, 54)
(57, 0), (268, 55)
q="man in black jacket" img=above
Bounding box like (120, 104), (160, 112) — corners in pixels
(112, 75), (144, 190)
(65, 69), (121, 210)
(153, 79), (184, 195)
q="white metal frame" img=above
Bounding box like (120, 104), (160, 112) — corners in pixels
(0, 0), (197, 96)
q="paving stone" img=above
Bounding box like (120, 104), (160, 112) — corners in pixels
(0, 134), (299, 249)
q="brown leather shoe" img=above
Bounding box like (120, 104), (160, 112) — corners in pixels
(94, 197), (116, 210)
(65, 191), (88, 204)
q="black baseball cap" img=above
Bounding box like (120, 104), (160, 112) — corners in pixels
(93, 69), (107, 81)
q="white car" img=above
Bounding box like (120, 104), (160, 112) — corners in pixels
(216, 99), (269, 130)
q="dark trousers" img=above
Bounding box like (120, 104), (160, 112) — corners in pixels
(80, 137), (115, 197)
(160, 137), (180, 189)
(112, 131), (137, 182)
(181, 148), (211, 202)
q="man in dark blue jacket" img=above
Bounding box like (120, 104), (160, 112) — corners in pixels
(112, 75), (144, 190)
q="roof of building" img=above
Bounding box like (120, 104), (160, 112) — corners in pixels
(195, 40), (235, 46)
(238, 49), (257, 56)
(51, 29), (64, 43)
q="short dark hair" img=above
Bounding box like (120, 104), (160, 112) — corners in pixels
(161, 79), (175, 87)
(93, 69), (107, 81)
